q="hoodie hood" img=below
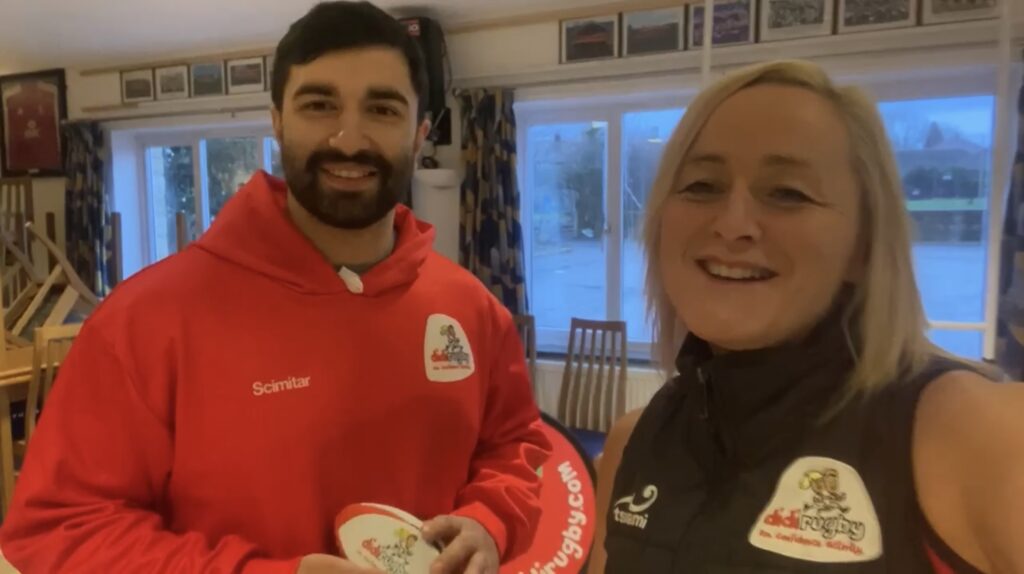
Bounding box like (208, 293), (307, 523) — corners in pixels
(194, 171), (435, 297)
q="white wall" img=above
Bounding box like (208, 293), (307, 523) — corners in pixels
(448, 23), (558, 83)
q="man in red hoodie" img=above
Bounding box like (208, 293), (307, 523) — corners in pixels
(0, 2), (551, 573)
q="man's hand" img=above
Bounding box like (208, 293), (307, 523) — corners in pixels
(422, 516), (499, 574)
(297, 554), (384, 574)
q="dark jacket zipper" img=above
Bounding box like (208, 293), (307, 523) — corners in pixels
(677, 365), (728, 572)
(697, 367), (710, 420)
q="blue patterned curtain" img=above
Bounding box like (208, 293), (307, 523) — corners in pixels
(63, 122), (113, 296)
(458, 89), (527, 315)
(997, 80), (1024, 377)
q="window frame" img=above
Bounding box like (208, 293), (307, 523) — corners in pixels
(515, 66), (1003, 361)
(136, 125), (277, 265)
(873, 89), (998, 359)
(516, 92), (693, 360)
(846, 65), (1003, 359)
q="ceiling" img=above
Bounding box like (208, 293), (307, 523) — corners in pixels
(0, 0), (609, 74)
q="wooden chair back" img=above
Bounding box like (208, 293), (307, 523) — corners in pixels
(0, 178), (33, 252)
(7, 223), (99, 339)
(0, 179), (36, 317)
(176, 211), (191, 252)
(513, 314), (538, 396)
(0, 230), (44, 338)
(24, 323), (82, 443)
(558, 318), (628, 433)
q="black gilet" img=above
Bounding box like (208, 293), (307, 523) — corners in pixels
(604, 314), (984, 573)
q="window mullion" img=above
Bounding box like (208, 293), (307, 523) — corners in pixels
(262, 137), (274, 173)
(141, 145), (157, 264)
(194, 138), (210, 234)
(519, 119), (535, 317)
(606, 110), (623, 322)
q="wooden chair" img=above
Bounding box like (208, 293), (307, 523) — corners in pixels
(0, 323), (80, 515)
(19, 323), (81, 451)
(0, 231), (45, 342)
(7, 223), (99, 341)
(0, 179), (35, 316)
(558, 318), (629, 436)
(0, 178), (33, 251)
(513, 314), (538, 397)
(0, 291), (36, 518)
(0, 291), (17, 516)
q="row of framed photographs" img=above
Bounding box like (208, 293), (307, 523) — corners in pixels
(561, 0), (1000, 63)
(121, 55), (275, 104)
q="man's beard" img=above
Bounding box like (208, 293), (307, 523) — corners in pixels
(281, 143), (414, 230)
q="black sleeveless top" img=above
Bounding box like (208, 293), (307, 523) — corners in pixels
(604, 316), (985, 573)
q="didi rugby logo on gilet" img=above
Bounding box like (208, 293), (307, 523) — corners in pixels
(423, 314), (475, 383)
(749, 456), (882, 563)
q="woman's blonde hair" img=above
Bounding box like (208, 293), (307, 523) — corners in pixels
(644, 59), (975, 395)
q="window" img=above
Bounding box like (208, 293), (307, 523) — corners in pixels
(622, 109), (686, 342)
(145, 146), (196, 262)
(519, 89), (996, 361)
(205, 137), (264, 222)
(527, 121), (609, 334)
(139, 129), (281, 263)
(879, 95), (995, 359)
(519, 97), (686, 357)
(268, 138), (284, 178)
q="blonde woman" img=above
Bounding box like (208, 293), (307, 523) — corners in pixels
(589, 60), (1024, 573)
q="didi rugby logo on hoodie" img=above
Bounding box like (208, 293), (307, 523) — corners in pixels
(749, 456), (882, 563)
(423, 314), (475, 383)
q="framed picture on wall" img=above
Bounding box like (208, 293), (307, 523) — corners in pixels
(561, 14), (620, 63)
(191, 61), (226, 98)
(226, 57), (266, 95)
(688, 0), (756, 49)
(838, 0), (917, 33)
(760, 0), (835, 41)
(922, 0), (998, 23)
(624, 8), (686, 56)
(121, 69), (155, 103)
(0, 69), (67, 177)
(155, 65), (189, 101)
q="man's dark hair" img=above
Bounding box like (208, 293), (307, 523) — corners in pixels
(272, 1), (429, 120)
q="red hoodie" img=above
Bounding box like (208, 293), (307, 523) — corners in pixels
(0, 172), (551, 573)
